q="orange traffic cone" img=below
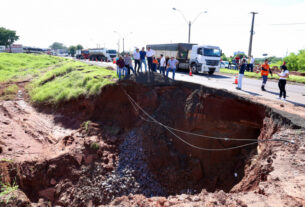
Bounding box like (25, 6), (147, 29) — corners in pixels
(189, 69), (192, 76)
(234, 75), (238, 84)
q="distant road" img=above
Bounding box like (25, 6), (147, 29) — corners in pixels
(82, 59), (305, 107)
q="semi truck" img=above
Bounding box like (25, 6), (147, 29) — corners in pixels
(76, 48), (117, 62)
(147, 43), (221, 75)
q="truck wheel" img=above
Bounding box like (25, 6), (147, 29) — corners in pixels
(208, 71), (214, 75)
(191, 64), (198, 74)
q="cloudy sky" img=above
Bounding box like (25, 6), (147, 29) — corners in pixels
(1, 0), (305, 57)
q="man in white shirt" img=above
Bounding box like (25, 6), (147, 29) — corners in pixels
(159, 54), (166, 75)
(249, 56), (255, 72)
(146, 47), (155, 72)
(133, 48), (140, 73)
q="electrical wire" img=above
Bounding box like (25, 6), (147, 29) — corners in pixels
(123, 89), (295, 148)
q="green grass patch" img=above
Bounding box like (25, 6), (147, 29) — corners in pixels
(0, 53), (118, 104)
(29, 61), (117, 104)
(0, 53), (64, 83)
(0, 181), (18, 203)
(219, 68), (305, 84)
(4, 84), (18, 95)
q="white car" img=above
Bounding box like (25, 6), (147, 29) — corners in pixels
(220, 61), (229, 68)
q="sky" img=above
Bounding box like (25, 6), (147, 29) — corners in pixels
(1, 0), (305, 58)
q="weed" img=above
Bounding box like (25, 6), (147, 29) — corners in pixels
(90, 142), (100, 150)
(0, 158), (14, 163)
(82, 121), (91, 132)
(4, 85), (18, 95)
(0, 180), (18, 204)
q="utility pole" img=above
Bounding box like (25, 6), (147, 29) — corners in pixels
(248, 12), (258, 60)
(188, 21), (191, 43)
(122, 38), (125, 53)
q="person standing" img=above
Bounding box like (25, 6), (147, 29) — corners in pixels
(249, 56), (255, 72)
(133, 48), (141, 73)
(152, 56), (158, 72)
(277, 61), (289, 100)
(116, 56), (125, 79)
(260, 59), (272, 91)
(166, 56), (179, 80)
(146, 47), (155, 72)
(124, 53), (135, 75)
(139, 47), (147, 72)
(236, 59), (247, 90)
(159, 54), (166, 75)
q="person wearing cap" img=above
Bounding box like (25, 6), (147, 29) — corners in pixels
(277, 61), (289, 100)
(133, 48), (141, 73)
(259, 59), (272, 91)
(159, 54), (166, 75)
(166, 56), (179, 80)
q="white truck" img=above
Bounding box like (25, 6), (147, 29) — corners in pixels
(147, 43), (221, 75)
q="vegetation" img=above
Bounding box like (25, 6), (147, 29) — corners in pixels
(29, 61), (117, 104)
(0, 27), (19, 48)
(76, 44), (83, 50)
(90, 142), (100, 150)
(0, 53), (64, 82)
(219, 68), (305, 83)
(0, 53), (118, 104)
(49, 42), (67, 50)
(68, 46), (76, 57)
(0, 181), (18, 203)
(284, 50), (305, 72)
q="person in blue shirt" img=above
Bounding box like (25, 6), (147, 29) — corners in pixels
(166, 56), (179, 80)
(236, 59), (247, 90)
(139, 47), (147, 72)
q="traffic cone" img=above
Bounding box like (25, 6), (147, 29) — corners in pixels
(189, 68), (192, 76)
(234, 75), (238, 84)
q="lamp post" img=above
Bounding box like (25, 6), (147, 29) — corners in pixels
(113, 31), (133, 54)
(172, 8), (207, 43)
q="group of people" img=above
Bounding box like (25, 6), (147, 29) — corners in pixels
(236, 58), (289, 100)
(116, 47), (179, 80)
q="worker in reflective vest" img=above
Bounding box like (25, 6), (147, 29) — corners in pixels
(260, 59), (272, 91)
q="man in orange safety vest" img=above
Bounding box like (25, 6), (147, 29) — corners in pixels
(260, 59), (273, 91)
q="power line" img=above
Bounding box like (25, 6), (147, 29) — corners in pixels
(123, 89), (295, 151)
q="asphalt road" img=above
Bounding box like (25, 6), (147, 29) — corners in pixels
(83, 59), (305, 107)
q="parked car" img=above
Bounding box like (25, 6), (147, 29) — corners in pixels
(220, 61), (229, 68)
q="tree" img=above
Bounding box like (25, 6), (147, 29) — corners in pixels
(221, 53), (228, 61)
(76, 44), (83, 50)
(49, 42), (67, 50)
(0, 27), (19, 50)
(68, 46), (76, 57)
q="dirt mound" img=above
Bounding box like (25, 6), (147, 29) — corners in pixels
(1, 73), (304, 206)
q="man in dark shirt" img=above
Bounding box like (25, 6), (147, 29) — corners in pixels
(236, 59), (247, 90)
(139, 47), (147, 72)
(116, 56), (125, 79)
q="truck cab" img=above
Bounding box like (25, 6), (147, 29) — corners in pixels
(190, 45), (221, 75)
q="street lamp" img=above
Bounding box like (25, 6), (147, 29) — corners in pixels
(113, 31), (133, 53)
(172, 8), (207, 43)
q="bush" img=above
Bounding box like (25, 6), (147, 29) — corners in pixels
(284, 49), (305, 71)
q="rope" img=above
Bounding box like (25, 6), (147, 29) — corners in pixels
(122, 89), (294, 152)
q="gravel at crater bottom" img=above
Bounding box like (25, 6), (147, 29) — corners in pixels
(69, 130), (165, 206)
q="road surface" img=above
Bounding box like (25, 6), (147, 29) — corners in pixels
(82, 60), (305, 107)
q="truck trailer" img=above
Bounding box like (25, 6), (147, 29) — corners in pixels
(147, 43), (221, 75)
(76, 49), (117, 62)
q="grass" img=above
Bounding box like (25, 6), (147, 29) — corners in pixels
(0, 53), (64, 83)
(0, 53), (118, 104)
(90, 142), (100, 150)
(29, 61), (117, 104)
(0, 181), (18, 203)
(219, 68), (305, 84)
